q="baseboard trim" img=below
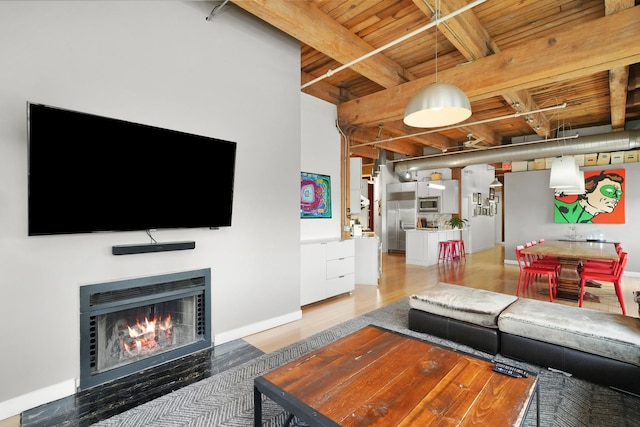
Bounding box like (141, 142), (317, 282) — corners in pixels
(0, 379), (75, 420)
(214, 310), (302, 345)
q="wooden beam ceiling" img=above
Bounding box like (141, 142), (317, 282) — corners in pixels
(338, 7), (640, 127)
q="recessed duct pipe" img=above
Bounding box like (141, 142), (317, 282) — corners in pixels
(397, 131), (640, 171)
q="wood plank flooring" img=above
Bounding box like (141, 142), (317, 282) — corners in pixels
(244, 244), (639, 353)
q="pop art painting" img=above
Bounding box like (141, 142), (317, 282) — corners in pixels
(554, 169), (625, 224)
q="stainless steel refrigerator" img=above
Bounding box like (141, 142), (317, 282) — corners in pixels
(386, 191), (416, 252)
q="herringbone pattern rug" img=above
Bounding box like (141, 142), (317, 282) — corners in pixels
(93, 299), (640, 427)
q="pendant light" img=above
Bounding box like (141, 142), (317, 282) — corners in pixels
(558, 166), (585, 195)
(403, 5), (471, 128)
(489, 178), (502, 187)
(549, 156), (579, 189)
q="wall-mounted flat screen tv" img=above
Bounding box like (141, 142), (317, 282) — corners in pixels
(27, 103), (237, 236)
(300, 172), (332, 218)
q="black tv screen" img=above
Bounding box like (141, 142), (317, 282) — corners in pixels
(27, 103), (236, 236)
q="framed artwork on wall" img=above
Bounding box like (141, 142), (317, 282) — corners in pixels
(554, 168), (625, 224)
(300, 172), (332, 218)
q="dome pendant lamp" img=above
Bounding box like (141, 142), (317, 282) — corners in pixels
(403, 6), (471, 128)
(404, 83), (472, 127)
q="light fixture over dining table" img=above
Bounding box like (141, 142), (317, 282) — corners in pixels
(403, 4), (471, 128)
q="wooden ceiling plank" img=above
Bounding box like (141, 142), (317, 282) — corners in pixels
(420, 0), (550, 138)
(349, 145), (379, 160)
(301, 71), (355, 103)
(486, 1), (604, 51)
(605, 0), (635, 132)
(338, 6), (640, 127)
(231, 0), (414, 88)
(408, 0), (548, 140)
(629, 65), (640, 90)
(610, 67), (630, 131)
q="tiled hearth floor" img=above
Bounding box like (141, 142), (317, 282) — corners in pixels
(20, 340), (264, 427)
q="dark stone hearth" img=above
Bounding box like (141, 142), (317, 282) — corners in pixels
(22, 340), (264, 426)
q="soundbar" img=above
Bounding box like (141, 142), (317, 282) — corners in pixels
(112, 241), (196, 255)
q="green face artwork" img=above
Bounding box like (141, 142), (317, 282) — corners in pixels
(584, 178), (622, 215)
(555, 176), (623, 223)
(599, 184), (622, 201)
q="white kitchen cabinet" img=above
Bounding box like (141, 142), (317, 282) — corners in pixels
(417, 181), (443, 197)
(300, 239), (355, 306)
(442, 179), (459, 214)
(405, 229), (466, 266)
(354, 235), (381, 286)
(405, 231), (427, 264)
(300, 243), (326, 305)
(417, 180), (459, 213)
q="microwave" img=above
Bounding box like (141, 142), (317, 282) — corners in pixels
(418, 196), (440, 213)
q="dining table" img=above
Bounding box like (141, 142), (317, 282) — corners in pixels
(520, 240), (619, 302)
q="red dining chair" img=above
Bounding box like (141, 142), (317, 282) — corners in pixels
(582, 243), (622, 271)
(524, 241), (560, 269)
(579, 252), (628, 315)
(515, 246), (557, 302)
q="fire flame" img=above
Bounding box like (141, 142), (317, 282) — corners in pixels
(123, 314), (173, 357)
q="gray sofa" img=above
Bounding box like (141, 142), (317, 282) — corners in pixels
(408, 282), (640, 396)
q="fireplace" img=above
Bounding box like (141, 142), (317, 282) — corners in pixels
(79, 269), (211, 390)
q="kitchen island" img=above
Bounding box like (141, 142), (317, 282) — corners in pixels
(405, 228), (469, 266)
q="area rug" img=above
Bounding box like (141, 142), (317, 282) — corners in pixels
(93, 299), (639, 426)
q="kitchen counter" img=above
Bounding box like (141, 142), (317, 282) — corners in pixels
(411, 228), (464, 232)
(405, 228), (469, 266)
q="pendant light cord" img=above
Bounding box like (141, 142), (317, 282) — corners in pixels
(435, 0), (439, 83)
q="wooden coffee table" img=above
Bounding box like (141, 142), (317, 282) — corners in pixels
(254, 325), (538, 426)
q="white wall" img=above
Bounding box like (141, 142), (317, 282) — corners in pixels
(504, 163), (640, 273)
(0, 1), (302, 417)
(461, 164), (498, 253)
(300, 94), (341, 242)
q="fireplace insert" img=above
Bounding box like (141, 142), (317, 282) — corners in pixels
(79, 269), (211, 390)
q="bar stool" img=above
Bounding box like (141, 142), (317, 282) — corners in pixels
(449, 239), (466, 261)
(438, 241), (454, 263)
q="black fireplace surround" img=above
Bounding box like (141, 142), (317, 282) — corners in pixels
(79, 269), (212, 390)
